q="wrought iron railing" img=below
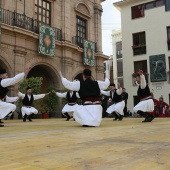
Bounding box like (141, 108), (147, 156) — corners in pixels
(1, 8), (62, 41)
(72, 36), (97, 52)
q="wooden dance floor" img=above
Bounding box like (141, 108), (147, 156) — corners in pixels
(0, 118), (170, 170)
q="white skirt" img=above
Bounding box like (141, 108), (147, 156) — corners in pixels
(0, 100), (16, 119)
(74, 105), (102, 127)
(106, 101), (125, 115)
(133, 99), (154, 113)
(21, 106), (38, 117)
(62, 104), (78, 116)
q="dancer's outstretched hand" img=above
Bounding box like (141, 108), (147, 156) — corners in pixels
(52, 90), (56, 94)
(117, 82), (121, 89)
(16, 88), (19, 93)
(46, 92), (51, 96)
(59, 70), (62, 78)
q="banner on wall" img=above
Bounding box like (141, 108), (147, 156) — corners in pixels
(39, 23), (56, 56)
(83, 40), (95, 66)
(149, 54), (167, 82)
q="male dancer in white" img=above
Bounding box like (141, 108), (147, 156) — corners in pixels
(52, 90), (80, 121)
(0, 69), (25, 127)
(101, 83), (125, 121)
(17, 87), (49, 122)
(59, 69), (110, 127)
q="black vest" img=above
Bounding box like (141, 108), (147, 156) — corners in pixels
(0, 78), (9, 99)
(110, 89), (122, 103)
(78, 78), (100, 100)
(137, 85), (151, 99)
(22, 94), (34, 106)
(66, 91), (77, 103)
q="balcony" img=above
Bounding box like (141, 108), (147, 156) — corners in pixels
(1, 8), (62, 41)
(72, 36), (97, 52)
(132, 44), (146, 55)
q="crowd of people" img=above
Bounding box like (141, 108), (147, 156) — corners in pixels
(0, 68), (169, 127)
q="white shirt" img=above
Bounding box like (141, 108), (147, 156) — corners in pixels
(1, 72), (25, 87)
(61, 77), (110, 91)
(17, 92), (46, 100)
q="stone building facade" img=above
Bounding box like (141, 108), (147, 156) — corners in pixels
(0, 0), (108, 116)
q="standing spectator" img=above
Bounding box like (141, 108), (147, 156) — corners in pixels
(158, 97), (169, 117)
(121, 88), (128, 117)
(101, 94), (109, 118)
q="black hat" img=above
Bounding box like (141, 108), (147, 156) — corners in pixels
(110, 83), (115, 87)
(83, 69), (91, 76)
(26, 87), (32, 91)
(0, 69), (7, 75)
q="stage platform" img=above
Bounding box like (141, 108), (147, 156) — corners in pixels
(0, 118), (170, 170)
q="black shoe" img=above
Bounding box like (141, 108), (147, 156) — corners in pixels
(0, 124), (4, 127)
(82, 125), (89, 127)
(27, 118), (32, 122)
(0, 121), (4, 124)
(147, 116), (155, 122)
(66, 117), (71, 121)
(23, 114), (27, 122)
(113, 117), (118, 121)
(118, 115), (123, 121)
(27, 115), (32, 122)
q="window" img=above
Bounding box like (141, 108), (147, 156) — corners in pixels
(145, 0), (164, 9)
(35, 0), (51, 25)
(165, 0), (170, 11)
(134, 60), (147, 73)
(132, 32), (146, 55)
(134, 60), (148, 83)
(116, 42), (122, 59)
(118, 78), (124, 88)
(117, 60), (123, 77)
(132, 5), (144, 19)
(156, 0), (164, 7)
(145, 2), (154, 9)
(132, 1), (165, 19)
(167, 27), (170, 50)
(76, 17), (87, 45)
(133, 32), (146, 46)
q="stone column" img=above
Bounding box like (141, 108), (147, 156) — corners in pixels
(94, 4), (103, 52)
(13, 48), (27, 75)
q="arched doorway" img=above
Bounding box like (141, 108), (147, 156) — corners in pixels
(74, 73), (83, 81)
(0, 60), (11, 76)
(27, 65), (60, 93)
(27, 65), (61, 118)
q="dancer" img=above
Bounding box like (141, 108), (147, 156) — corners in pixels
(52, 90), (80, 121)
(59, 69), (110, 127)
(101, 83), (125, 121)
(133, 69), (154, 122)
(0, 69), (25, 127)
(17, 87), (49, 122)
